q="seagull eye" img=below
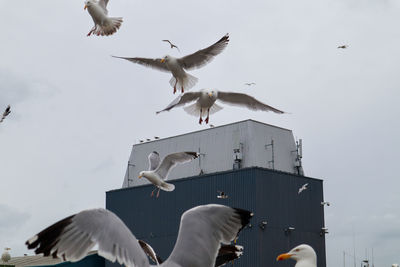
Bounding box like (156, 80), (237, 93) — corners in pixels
(295, 249), (300, 252)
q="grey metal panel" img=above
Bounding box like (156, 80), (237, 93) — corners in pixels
(123, 120), (301, 188)
(106, 167), (325, 267)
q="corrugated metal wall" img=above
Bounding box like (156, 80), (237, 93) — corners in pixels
(106, 167), (326, 267)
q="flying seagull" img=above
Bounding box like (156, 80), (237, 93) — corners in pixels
(113, 34), (229, 94)
(157, 89), (285, 124)
(139, 151), (199, 197)
(0, 105), (11, 123)
(337, 45), (348, 49)
(277, 244), (317, 267)
(162, 40), (180, 52)
(244, 82), (256, 86)
(84, 0), (123, 36)
(26, 204), (253, 267)
(298, 183), (308, 194)
(139, 240), (243, 267)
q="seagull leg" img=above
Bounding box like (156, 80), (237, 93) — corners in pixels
(156, 188), (161, 198)
(181, 86), (184, 93)
(205, 108), (210, 124)
(150, 187), (156, 197)
(173, 79), (178, 94)
(199, 109), (203, 124)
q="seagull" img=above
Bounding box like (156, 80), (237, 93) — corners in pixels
(277, 244), (317, 267)
(1, 248), (11, 263)
(84, 0), (123, 36)
(162, 40), (180, 52)
(139, 240), (243, 267)
(139, 151), (199, 197)
(337, 45), (348, 49)
(113, 34), (229, 94)
(244, 82), (256, 86)
(26, 204), (253, 267)
(156, 89), (285, 124)
(0, 105), (11, 123)
(217, 191), (228, 199)
(298, 183), (308, 194)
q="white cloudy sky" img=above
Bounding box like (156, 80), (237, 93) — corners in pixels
(0, 0), (399, 266)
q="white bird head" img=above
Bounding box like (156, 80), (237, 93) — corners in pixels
(277, 244), (317, 265)
(160, 55), (170, 63)
(84, 0), (93, 10)
(138, 171), (146, 179)
(203, 89), (218, 100)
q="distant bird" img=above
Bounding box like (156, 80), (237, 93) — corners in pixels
(298, 183), (308, 194)
(113, 34), (229, 94)
(26, 204), (253, 267)
(277, 244), (317, 267)
(139, 240), (243, 267)
(245, 82), (256, 86)
(157, 89), (285, 124)
(0, 105), (11, 123)
(84, 0), (123, 36)
(154, 136), (160, 139)
(162, 40), (180, 52)
(217, 191), (228, 199)
(1, 248), (11, 263)
(139, 151), (199, 197)
(337, 45), (348, 49)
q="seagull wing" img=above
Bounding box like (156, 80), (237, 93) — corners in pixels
(98, 0), (109, 13)
(156, 92), (201, 113)
(178, 34), (229, 70)
(155, 152), (198, 180)
(164, 204), (253, 267)
(26, 208), (150, 267)
(138, 240), (162, 265)
(148, 151), (161, 171)
(112, 56), (170, 72)
(217, 92), (285, 114)
(215, 245), (243, 267)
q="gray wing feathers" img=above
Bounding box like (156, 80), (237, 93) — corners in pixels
(98, 0), (109, 12)
(112, 56), (170, 72)
(155, 152), (198, 180)
(156, 92), (201, 113)
(26, 209), (150, 267)
(217, 92), (285, 114)
(178, 34), (229, 70)
(165, 205), (249, 267)
(148, 152), (161, 171)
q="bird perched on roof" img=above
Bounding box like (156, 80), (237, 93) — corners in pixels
(0, 105), (11, 123)
(113, 34), (229, 94)
(298, 183), (308, 194)
(26, 204), (253, 267)
(217, 191), (228, 199)
(162, 40), (180, 52)
(1, 248), (11, 263)
(277, 244), (317, 267)
(139, 151), (199, 197)
(337, 45), (348, 49)
(84, 0), (123, 36)
(157, 89), (285, 124)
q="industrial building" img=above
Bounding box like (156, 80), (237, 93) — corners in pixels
(106, 119), (327, 267)
(6, 119), (326, 267)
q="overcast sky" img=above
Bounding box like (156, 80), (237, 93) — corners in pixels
(1, 0), (399, 266)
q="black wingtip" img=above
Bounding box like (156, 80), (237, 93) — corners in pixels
(185, 151), (199, 159)
(233, 207), (253, 233)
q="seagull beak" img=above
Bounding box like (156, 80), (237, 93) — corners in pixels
(84, 4), (87, 10)
(160, 58), (165, 63)
(276, 253), (292, 261)
(138, 175), (142, 179)
(208, 92), (213, 97)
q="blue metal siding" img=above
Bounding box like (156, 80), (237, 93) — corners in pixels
(106, 167), (325, 267)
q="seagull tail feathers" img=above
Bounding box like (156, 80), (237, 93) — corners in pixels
(95, 17), (123, 36)
(169, 73), (198, 91)
(160, 182), (175, 192)
(183, 103), (201, 117)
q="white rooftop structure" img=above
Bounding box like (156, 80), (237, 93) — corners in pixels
(122, 119), (304, 188)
